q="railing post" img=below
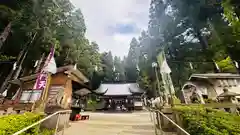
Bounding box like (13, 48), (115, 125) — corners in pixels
(149, 108), (190, 135)
(149, 110), (153, 122)
(55, 113), (60, 135)
(157, 111), (163, 135)
(62, 113), (66, 135)
(36, 123), (41, 134)
(156, 111), (160, 128)
(152, 111), (157, 135)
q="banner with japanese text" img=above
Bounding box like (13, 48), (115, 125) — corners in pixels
(33, 45), (56, 90)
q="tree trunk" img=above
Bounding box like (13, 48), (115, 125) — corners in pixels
(0, 33), (37, 93)
(15, 32), (37, 76)
(0, 50), (23, 93)
(0, 22), (11, 50)
(13, 65), (22, 79)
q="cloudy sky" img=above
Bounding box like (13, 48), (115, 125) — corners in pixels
(70, 0), (151, 57)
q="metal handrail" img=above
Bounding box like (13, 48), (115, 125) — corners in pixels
(12, 110), (72, 135)
(149, 108), (190, 135)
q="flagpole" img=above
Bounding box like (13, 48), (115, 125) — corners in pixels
(155, 66), (161, 97)
(157, 50), (175, 107)
(166, 73), (174, 107)
(35, 72), (52, 112)
(152, 62), (160, 97)
(43, 73), (52, 110)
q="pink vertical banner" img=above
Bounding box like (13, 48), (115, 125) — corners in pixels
(33, 72), (48, 90)
(33, 45), (55, 90)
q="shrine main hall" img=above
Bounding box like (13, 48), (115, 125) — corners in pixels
(95, 83), (144, 111)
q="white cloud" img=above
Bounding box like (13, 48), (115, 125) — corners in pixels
(70, 0), (151, 57)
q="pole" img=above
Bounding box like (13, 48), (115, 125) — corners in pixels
(35, 53), (45, 73)
(39, 72), (52, 112)
(154, 67), (161, 97)
(166, 73), (174, 107)
(0, 33), (36, 93)
(0, 53), (22, 93)
(4, 33), (37, 93)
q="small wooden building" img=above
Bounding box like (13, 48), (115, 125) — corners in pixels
(95, 83), (144, 111)
(181, 73), (240, 104)
(0, 65), (90, 114)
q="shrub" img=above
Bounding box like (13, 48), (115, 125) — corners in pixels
(87, 99), (98, 111)
(40, 129), (55, 135)
(174, 106), (240, 135)
(0, 112), (53, 135)
(173, 96), (181, 104)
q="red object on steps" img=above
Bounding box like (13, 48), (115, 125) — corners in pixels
(73, 113), (89, 121)
(80, 115), (89, 120)
(75, 114), (81, 121)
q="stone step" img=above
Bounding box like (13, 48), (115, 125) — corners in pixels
(64, 112), (156, 135)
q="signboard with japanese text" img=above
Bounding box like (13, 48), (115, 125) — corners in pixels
(19, 89), (43, 103)
(33, 72), (48, 90)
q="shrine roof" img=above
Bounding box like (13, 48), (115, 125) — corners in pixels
(190, 73), (240, 80)
(58, 65), (89, 83)
(94, 83), (144, 96)
(8, 65), (89, 85)
(218, 91), (240, 97)
(74, 88), (92, 96)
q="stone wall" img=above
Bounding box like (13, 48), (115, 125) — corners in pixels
(0, 107), (25, 115)
(0, 103), (33, 116)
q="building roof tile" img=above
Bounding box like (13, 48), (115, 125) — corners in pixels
(94, 83), (144, 96)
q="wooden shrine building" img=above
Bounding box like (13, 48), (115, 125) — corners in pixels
(0, 65), (91, 114)
(95, 83), (144, 111)
(181, 73), (240, 104)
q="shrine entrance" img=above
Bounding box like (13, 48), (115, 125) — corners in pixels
(104, 97), (134, 111)
(95, 83), (144, 111)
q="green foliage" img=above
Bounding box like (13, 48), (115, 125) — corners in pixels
(222, 0), (240, 35)
(125, 38), (139, 82)
(0, 112), (44, 135)
(216, 56), (237, 73)
(0, 0), (103, 82)
(113, 56), (126, 82)
(174, 106), (240, 135)
(173, 96), (181, 104)
(40, 129), (55, 135)
(125, 0), (240, 98)
(0, 55), (15, 61)
(101, 51), (115, 82)
(87, 99), (98, 111)
(0, 5), (16, 20)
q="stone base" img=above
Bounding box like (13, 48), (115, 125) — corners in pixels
(41, 113), (70, 131)
(158, 107), (176, 132)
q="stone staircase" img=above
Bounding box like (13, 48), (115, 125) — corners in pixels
(64, 112), (156, 135)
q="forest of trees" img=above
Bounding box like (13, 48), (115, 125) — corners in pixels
(124, 0), (240, 97)
(0, 0), (140, 93)
(0, 0), (104, 92)
(0, 0), (240, 97)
